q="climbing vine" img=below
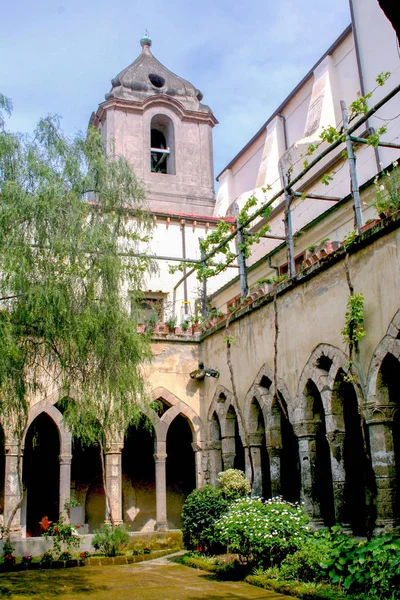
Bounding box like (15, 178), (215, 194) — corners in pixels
(168, 195), (272, 281)
(342, 293), (366, 350)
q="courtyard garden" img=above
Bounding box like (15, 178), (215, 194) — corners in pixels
(179, 470), (400, 600)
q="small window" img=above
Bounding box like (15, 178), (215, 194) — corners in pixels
(149, 73), (165, 88)
(150, 114), (175, 175)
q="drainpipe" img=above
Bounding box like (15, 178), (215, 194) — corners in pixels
(348, 0), (381, 171)
(180, 220), (188, 316)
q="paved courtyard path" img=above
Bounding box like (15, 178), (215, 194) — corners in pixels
(0, 554), (294, 600)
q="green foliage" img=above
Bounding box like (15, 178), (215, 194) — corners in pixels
(341, 293), (366, 348)
(166, 315), (177, 331)
(374, 160), (400, 217)
(349, 92), (373, 120)
(343, 229), (357, 248)
(321, 173), (334, 186)
(367, 125), (388, 147)
(181, 485), (229, 553)
(376, 71), (391, 86)
(279, 531), (332, 582)
(217, 469), (251, 501)
(215, 497), (310, 566)
(92, 524), (130, 557)
(0, 94), (12, 130)
(180, 320), (189, 332)
(320, 531), (400, 596)
(42, 521), (81, 558)
(0, 113), (154, 449)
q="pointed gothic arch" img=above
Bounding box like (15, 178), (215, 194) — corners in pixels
(366, 309), (400, 530)
(295, 344), (368, 531)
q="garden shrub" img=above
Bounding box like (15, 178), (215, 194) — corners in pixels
(42, 521), (81, 559)
(320, 530), (400, 597)
(279, 530), (332, 582)
(181, 485), (229, 552)
(217, 469), (251, 501)
(92, 524), (130, 557)
(215, 496), (310, 566)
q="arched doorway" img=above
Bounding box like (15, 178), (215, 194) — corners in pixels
(248, 398), (270, 498)
(304, 380), (335, 526)
(377, 352), (400, 522)
(71, 439), (104, 533)
(224, 406), (245, 472)
(274, 395), (300, 503)
(332, 371), (369, 535)
(122, 417), (155, 531)
(166, 415), (195, 528)
(23, 413), (60, 537)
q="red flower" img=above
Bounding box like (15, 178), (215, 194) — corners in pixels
(54, 527), (59, 532)
(76, 525), (81, 529)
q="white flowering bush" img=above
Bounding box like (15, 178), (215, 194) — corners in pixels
(217, 469), (251, 501)
(215, 496), (310, 566)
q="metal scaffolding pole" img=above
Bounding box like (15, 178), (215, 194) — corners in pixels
(341, 100), (363, 234)
(280, 163), (296, 278)
(236, 205), (249, 298)
(201, 249), (208, 319)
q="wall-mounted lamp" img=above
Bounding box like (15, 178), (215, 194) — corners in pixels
(190, 362), (220, 381)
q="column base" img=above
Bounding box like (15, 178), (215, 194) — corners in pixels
(373, 518), (400, 536)
(8, 524), (23, 539)
(155, 521), (168, 532)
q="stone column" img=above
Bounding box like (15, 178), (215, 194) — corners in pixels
(246, 434), (263, 496)
(104, 441), (123, 526)
(191, 442), (205, 488)
(293, 421), (322, 525)
(154, 441), (168, 531)
(4, 439), (24, 537)
(325, 431), (349, 528)
(365, 403), (398, 531)
(268, 447), (282, 499)
(208, 441), (222, 486)
(59, 454), (72, 523)
(221, 436), (235, 470)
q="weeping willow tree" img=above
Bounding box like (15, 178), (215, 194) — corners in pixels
(0, 99), (155, 533)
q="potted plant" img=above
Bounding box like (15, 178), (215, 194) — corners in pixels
(145, 313), (157, 333)
(166, 316), (177, 333)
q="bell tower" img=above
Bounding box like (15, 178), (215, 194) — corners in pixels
(90, 35), (218, 216)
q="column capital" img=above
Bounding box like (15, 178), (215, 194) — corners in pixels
(364, 403), (398, 425)
(248, 433), (264, 447)
(191, 442), (203, 453)
(266, 446), (282, 457)
(104, 444), (123, 454)
(293, 420), (319, 438)
(5, 444), (24, 456)
(153, 453), (167, 462)
(59, 454), (73, 465)
(325, 431), (345, 446)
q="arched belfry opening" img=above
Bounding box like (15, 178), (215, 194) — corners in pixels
(150, 114), (175, 174)
(23, 413), (60, 537)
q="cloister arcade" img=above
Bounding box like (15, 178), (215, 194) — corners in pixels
(1, 310), (399, 537)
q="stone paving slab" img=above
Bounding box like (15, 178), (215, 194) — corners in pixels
(0, 556), (295, 599)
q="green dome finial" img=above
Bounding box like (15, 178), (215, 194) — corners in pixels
(140, 30), (152, 48)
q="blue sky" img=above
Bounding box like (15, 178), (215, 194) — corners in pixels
(2, 0), (350, 179)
